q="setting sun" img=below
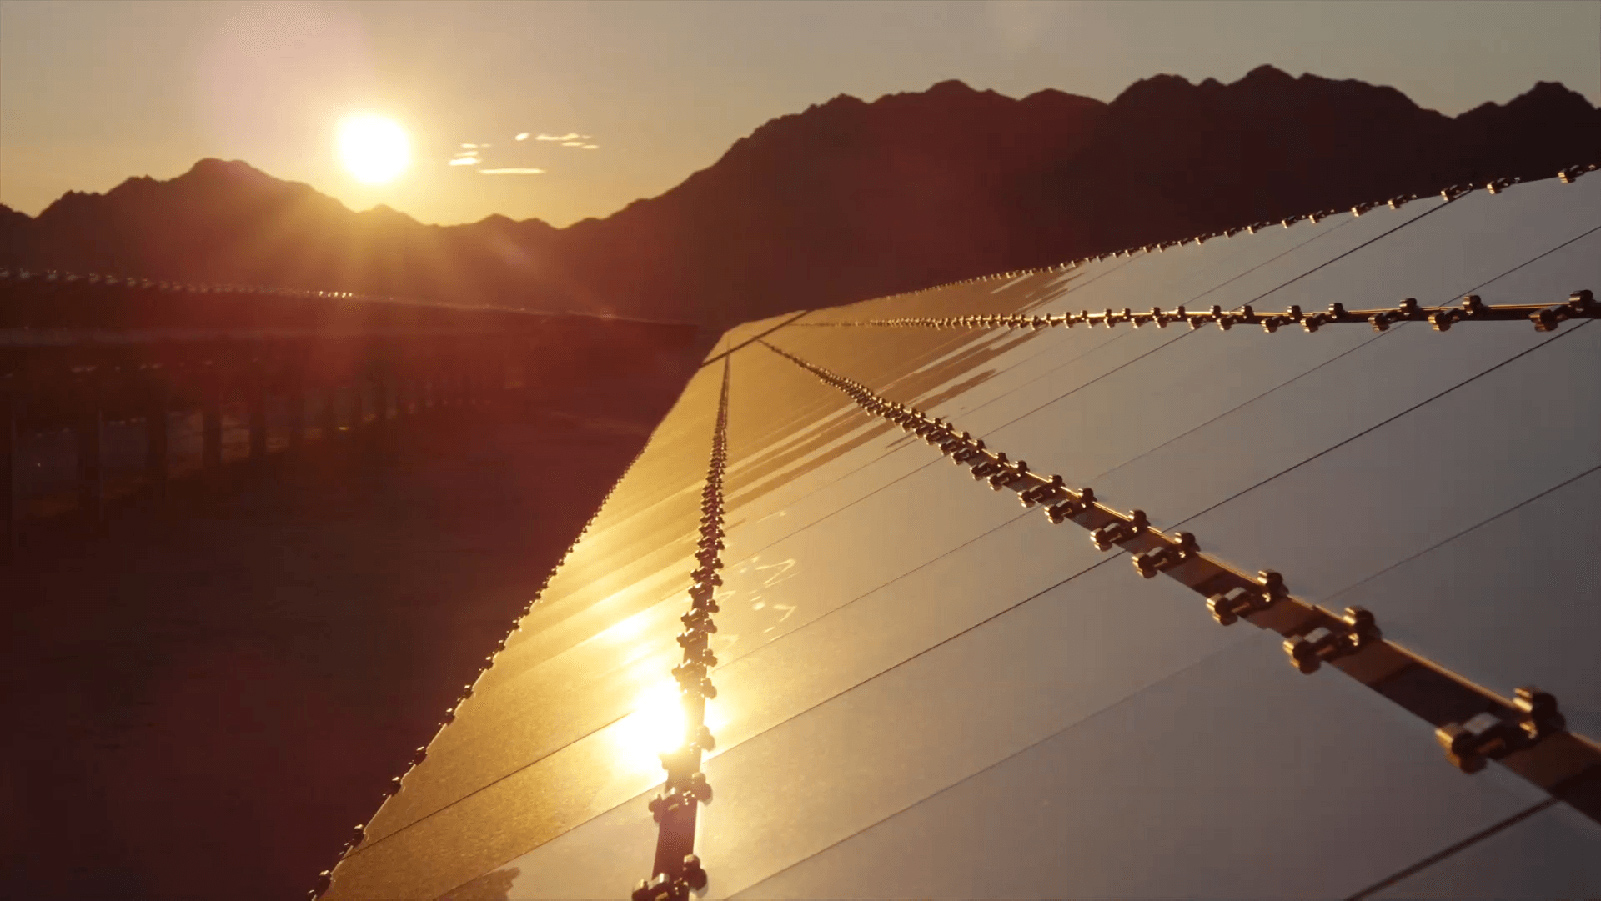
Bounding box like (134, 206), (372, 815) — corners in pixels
(337, 114), (410, 184)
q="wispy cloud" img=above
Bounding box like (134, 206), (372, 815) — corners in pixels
(453, 128), (594, 173)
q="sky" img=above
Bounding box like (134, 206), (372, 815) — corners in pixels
(2, 0), (1597, 228)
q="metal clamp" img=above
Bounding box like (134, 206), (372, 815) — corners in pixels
(1091, 509), (1149, 550)
(969, 452), (1010, 479)
(1132, 531), (1199, 577)
(987, 459), (1034, 491)
(1436, 687), (1564, 772)
(939, 432), (977, 454)
(632, 854), (708, 901)
(1206, 571), (1286, 625)
(1044, 487), (1096, 523)
(1018, 474), (1068, 507)
(1531, 289), (1598, 332)
(951, 440), (989, 464)
(1283, 606), (1380, 674)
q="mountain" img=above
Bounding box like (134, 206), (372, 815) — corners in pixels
(2, 67), (1597, 323)
(0, 160), (568, 311)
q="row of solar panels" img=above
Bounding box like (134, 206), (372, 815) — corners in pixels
(321, 171), (1598, 899)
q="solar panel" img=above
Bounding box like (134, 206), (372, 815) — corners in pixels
(319, 172), (1601, 900)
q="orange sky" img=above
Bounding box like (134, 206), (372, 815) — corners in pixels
(2, 0), (1597, 227)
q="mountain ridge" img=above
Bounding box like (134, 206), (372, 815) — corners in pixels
(2, 66), (1597, 323)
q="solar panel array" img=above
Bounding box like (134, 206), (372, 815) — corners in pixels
(321, 172), (1600, 900)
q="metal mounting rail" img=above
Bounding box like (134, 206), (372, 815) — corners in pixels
(632, 358), (730, 901)
(799, 289), (1599, 335)
(760, 339), (1601, 822)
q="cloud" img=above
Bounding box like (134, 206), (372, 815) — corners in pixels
(514, 132), (530, 141)
(460, 143), (477, 149)
(448, 157), (480, 166)
(479, 167), (545, 175)
(536, 132), (590, 142)
(581, 144), (598, 149)
(561, 141), (586, 147)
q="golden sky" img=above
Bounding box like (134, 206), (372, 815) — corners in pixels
(1, 0), (1597, 227)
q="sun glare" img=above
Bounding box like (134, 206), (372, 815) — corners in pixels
(337, 114), (410, 184)
(609, 679), (726, 774)
(620, 682), (688, 768)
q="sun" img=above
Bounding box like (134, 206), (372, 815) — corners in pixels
(337, 114), (410, 184)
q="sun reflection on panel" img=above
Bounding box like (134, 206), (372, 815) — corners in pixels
(601, 608), (652, 645)
(608, 681), (727, 776)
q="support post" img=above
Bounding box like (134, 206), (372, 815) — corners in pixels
(373, 372), (389, 425)
(2, 389), (19, 560)
(319, 383), (339, 443)
(287, 371), (305, 453)
(392, 373), (407, 421)
(76, 380), (105, 526)
(349, 378), (365, 437)
(145, 376), (169, 502)
(372, 370), (392, 459)
(247, 369), (268, 467)
(202, 370), (224, 485)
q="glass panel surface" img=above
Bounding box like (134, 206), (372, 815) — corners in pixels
(726, 436), (939, 563)
(977, 219), (1599, 527)
(353, 364), (723, 845)
(331, 175), (1601, 899)
(764, 194), (1435, 450)
(1175, 320), (1599, 602)
(947, 180), (1594, 443)
(804, 265), (1092, 324)
(725, 640), (1547, 900)
(476, 546), (1252, 900)
(708, 310), (807, 358)
(1299, 461), (1601, 734)
(480, 582), (1543, 896)
(1368, 802), (1601, 899)
(773, 320), (1057, 418)
(713, 451), (1032, 666)
(724, 344), (904, 514)
(783, 176), (1596, 464)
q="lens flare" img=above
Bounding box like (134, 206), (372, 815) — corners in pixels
(337, 114), (409, 184)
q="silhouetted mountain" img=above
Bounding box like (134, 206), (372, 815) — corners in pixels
(0, 159), (568, 310)
(2, 67), (1596, 323)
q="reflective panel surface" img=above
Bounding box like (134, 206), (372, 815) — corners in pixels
(325, 176), (1601, 900)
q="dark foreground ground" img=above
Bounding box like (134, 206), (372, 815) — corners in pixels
(2, 385), (681, 900)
